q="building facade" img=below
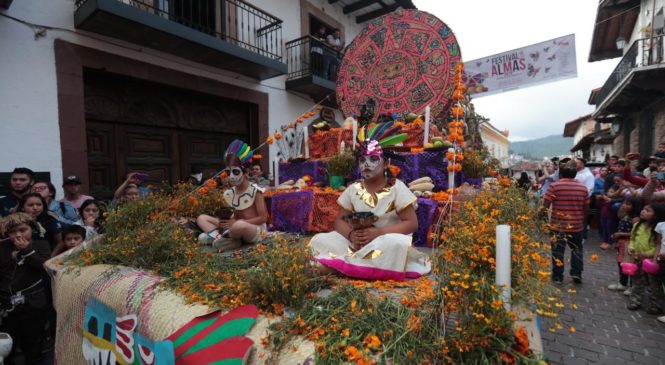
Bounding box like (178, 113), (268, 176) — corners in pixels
(588, 0), (665, 158)
(479, 121), (510, 167)
(0, 0), (414, 199)
(563, 114), (613, 162)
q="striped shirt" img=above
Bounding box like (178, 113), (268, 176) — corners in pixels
(544, 178), (589, 233)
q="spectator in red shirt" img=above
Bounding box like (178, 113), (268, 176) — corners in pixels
(543, 161), (590, 284)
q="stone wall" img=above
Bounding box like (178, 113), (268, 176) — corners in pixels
(630, 121), (640, 154)
(613, 130), (625, 157)
(653, 101), (665, 148)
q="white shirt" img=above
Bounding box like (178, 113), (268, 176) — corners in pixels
(575, 167), (595, 196)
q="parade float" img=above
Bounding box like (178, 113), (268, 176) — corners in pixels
(48, 9), (559, 365)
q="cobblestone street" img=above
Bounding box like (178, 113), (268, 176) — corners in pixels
(542, 232), (665, 365)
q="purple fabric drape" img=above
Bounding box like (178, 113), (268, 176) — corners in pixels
(270, 190), (313, 232)
(414, 198), (439, 247)
(279, 161), (327, 184)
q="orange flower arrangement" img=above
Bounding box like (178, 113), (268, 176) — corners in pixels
(388, 165), (401, 177)
(513, 326), (530, 355)
(188, 195), (199, 206)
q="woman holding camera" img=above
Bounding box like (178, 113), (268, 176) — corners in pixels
(0, 213), (51, 364)
(309, 123), (431, 281)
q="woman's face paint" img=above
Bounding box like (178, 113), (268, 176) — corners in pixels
(359, 155), (384, 180)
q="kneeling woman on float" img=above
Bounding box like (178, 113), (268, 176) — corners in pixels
(309, 122), (431, 281)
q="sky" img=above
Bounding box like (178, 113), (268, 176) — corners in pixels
(413, 0), (620, 141)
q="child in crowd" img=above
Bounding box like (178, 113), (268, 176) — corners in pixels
(74, 199), (105, 241)
(655, 218), (665, 323)
(196, 140), (268, 252)
(61, 224), (87, 250)
(112, 172), (148, 207)
(18, 193), (63, 256)
(608, 197), (643, 293)
(626, 203), (665, 314)
(0, 212), (51, 364)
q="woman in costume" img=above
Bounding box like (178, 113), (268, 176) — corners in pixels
(196, 140), (268, 252)
(309, 122), (431, 281)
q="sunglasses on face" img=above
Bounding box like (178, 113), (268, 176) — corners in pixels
(225, 167), (244, 176)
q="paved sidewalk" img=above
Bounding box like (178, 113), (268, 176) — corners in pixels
(541, 232), (665, 365)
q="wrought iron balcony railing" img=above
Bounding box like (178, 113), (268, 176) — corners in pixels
(74, 0), (283, 61)
(596, 35), (664, 107)
(285, 35), (343, 82)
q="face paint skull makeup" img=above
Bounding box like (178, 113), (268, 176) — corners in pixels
(359, 155), (384, 180)
(225, 166), (245, 186)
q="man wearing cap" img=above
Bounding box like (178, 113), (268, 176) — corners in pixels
(543, 161), (590, 284)
(60, 175), (93, 209)
(643, 156), (659, 177)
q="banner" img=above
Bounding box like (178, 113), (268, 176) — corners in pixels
(464, 34), (577, 97)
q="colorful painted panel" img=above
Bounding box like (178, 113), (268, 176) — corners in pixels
(336, 9), (462, 120)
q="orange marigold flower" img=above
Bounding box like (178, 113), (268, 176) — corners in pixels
(362, 334), (381, 350)
(187, 196), (200, 206)
(198, 187), (209, 195)
(513, 325), (530, 355)
(343, 346), (362, 361)
(498, 351), (515, 364)
(206, 179), (217, 188)
(388, 165), (401, 177)
(253, 154), (263, 160)
(591, 254), (598, 262)
(275, 132), (282, 140)
(454, 163), (462, 172)
(267, 136), (274, 145)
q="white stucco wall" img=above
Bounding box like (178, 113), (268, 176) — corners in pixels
(0, 1), (64, 194)
(0, 0), (368, 195)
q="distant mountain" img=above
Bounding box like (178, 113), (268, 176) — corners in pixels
(509, 135), (573, 160)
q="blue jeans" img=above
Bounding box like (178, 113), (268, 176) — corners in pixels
(551, 231), (584, 281)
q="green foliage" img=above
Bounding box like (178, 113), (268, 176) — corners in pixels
(326, 151), (356, 177)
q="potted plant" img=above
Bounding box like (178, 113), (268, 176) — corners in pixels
(326, 150), (356, 189)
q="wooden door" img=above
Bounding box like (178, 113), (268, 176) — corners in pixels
(86, 121), (117, 200)
(120, 125), (178, 187)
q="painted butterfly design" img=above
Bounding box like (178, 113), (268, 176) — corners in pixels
(527, 64), (540, 77)
(529, 52), (539, 61)
(547, 54), (556, 61)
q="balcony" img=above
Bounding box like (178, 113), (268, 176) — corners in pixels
(74, 0), (286, 80)
(285, 35), (341, 106)
(593, 35), (665, 118)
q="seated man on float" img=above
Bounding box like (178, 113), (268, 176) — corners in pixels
(309, 122), (431, 281)
(196, 140), (268, 251)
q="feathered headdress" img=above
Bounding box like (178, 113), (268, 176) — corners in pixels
(357, 121), (408, 159)
(225, 139), (254, 167)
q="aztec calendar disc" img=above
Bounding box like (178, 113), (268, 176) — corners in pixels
(336, 9), (462, 119)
